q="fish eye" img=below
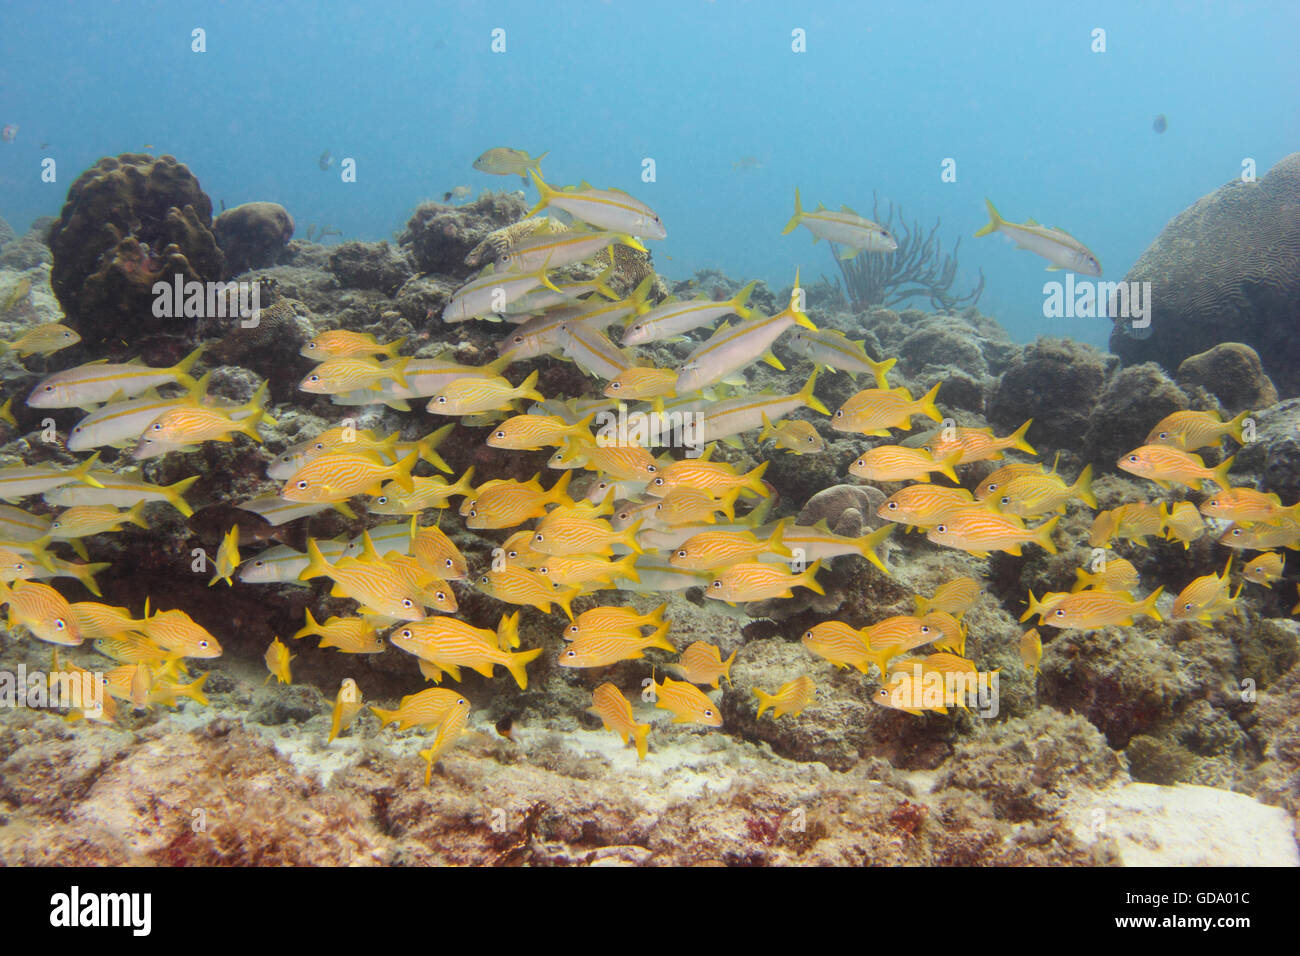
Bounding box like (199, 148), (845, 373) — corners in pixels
(458, 698), (466, 706)
(1053, 609), (1065, 617)
(436, 591), (446, 601)
(512, 336), (523, 344)
(807, 436), (815, 443)
(676, 549), (687, 557)
(296, 480), (308, 489)
(151, 423), (162, 431)
(376, 496), (388, 504)
(565, 649), (576, 658)
(444, 559), (454, 568)
(856, 459), (865, 468)
(999, 496), (1011, 506)
(704, 709), (714, 717)
(436, 396), (447, 404)
(468, 509), (477, 517)
(620, 511), (632, 520)
(44, 386), (53, 392)
(936, 524), (947, 533)
(920, 625), (931, 634)
(54, 619), (66, 630)
(507, 550), (519, 558)
(254, 560), (265, 567)
(711, 581), (722, 589)
(306, 343), (317, 350)
(494, 430), (505, 438)
(479, 575), (489, 583)
(887, 502), (898, 510)
(73, 426), (82, 433)
(1184, 602), (1193, 610)
(199, 640), (209, 648)
(610, 382), (621, 390)
(538, 566), (549, 574)
(834, 410), (843, 418)
(646, 464), (657, 473)
(804, 630), (813, 639)
(1128, 455), (1139, 463)
(1232, 529), (1242, 536)
(653, 478), (665, 487)
(308, 375), (319, 383)
(402, 598), (414, 608)
(1158, 432), (1168, 440)
(401, 629), (412, 638)
(534, 533), (543, 542)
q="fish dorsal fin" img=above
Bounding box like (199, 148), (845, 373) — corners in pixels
(124, 355), (145, 365)
(814, 201), (827, 211)
(1024, 217), (1040, 226)
(358, 531), (382, 563)
(700, 443), (716, 462)
(811, 518), (833, 534)
(840, 204), (860, 216)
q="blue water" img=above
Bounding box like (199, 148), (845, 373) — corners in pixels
(1, 0), (1297, 346)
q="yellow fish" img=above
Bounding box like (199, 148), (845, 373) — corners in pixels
(1200, 487), (1300, 526)
(860, 616), (941, 674)
(486, 413), (594, 451)
(28, 347), (202, 409)
(974, 461), (1047, 500)
(758, 414), (824, 454)
(848, 445), (959, 483)
(651, 674), (722, 726)
(390, 615), (541, 689)
(135, 385), (269, 452)
(1020, 629), (1043, 677)
(293, 609), (384, 653)
(1117, 445), (1234, 491)
(991, 465), (1096, 516)
(604, 367), (678, 402)
(831, 383), (942, 436)
(558, 627), (676, 668)
(208, 525), (240, 587)
(753, 675), (816, 719)
(46, 502), (149, 559)
(706, 560), (823, 603)
(371, 469), (475, 514)
(428, 371), (543, 416)
(282, 450), (416, 503)
(329, 678), (364, 742)
(418, 696), (472, 785)
(1160, 501), (1206, 549)
(1, 322), (81, 358)
(654, 487), (741, 526)
(1171, 558), (1239, 623)
(914, 577), (980, 617)
(927, 509), (1059, 558)
(669, 523), (790, 571)
(1090, 502), (1163, 548)
(563, 603), (668, 641)
(532, 507), (642, 557)
(0, 579), (82, 644)
(410, 520), (469, 580)
(264, 636), (293, 684)
(801, 621), (873, 673)
(588, 683), (650, 760)
(1243, 552), (1283, 587)
(1034, 588), (1163, 629)
(923, 420), (1036, 465)
(474, 146), (548, 179)
(668, 641), (736, 689)
(301, 330), (404, 360)
(648, 458), (768, 499)
(298, 538), (432, 621)
(877, 484), (976, 531)
(782, 189), (896, 256)
(1145, 409), (1251, 451)
(300, 356), (409, 395)
(371, 687), (467, 732)
(535, 553), (639, 590)
(69, 602), (140, 638)
(464, 472), (572, 530)
(1219, 519), (1300, 551)
(1072, 556), (1140, 594)
(475, 565), (579, 618)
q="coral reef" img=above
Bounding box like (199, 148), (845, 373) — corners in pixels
(1176, 342), (1278, 414)
(327, 241), (413, 297)
(1109, 152), (1300, 397)
(988, 338), (1113, 451)
(1082, 363), (1189, 467)
(213, 202), (296, 277)
(399, 193), (530, 278)
(47, 153), (223, 352)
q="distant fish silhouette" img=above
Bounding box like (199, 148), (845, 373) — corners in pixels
(319, 150), (333, 171)
(1, 125), (17, 143)
(1153, 113), (1167, 134)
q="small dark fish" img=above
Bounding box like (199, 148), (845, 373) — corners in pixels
(495, 714), (515, 740)
(1153, 114), (1167, 134)
(219, 199), (226, 212)
(39, 141), (50, 151)
(318, 150), (333, 171)
(443, 192), (452, 202)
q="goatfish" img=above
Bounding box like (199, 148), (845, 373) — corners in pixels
(428, 371), (543, 415)
(294, 609), (384, 653)
(677, 276), (817, 393)
(650, 674), (722, 726)
(527, 170), (666, 240)
(588, 683), (650, 760)
(784, 328), (896, 387)
(697, 370), (829, 447)
(878, 484), (976, 531)
(973, 199), (1102, 275)
(759, 415), (824, 454)
(706, 559), (823, 603)
(264, 637), (293, 685)
(389, 615), (541, 689)
(781, 189), (897, 256)
(753, 675), (816, 718)
(0, 579), (82, 644)
(922, 420), (1036, 465)
(1243, 552), (1283, 587)
(0, 454), (104, 502)
(0, 323), (81, 358)
(442, 266), (560, 323)
(1117, 446), (1234, 491)
(44, 472), (199, 517)
(301, 330), (404, 360)
(833, 383), (942, 436)
(1031, 588), (1163, 629)
(473, 146), (548, 180)
(371, 687), (467, 732)
(620, 281), (757, 346)
(28, 348), (203, 409)
(914, 577), (980, 617)
(281, 450), (416, 503)
(849, 445), (960, 483)
(801, 621), (873, 673)
(1145, 409), (1251, 451)
(927, 509), (1059, 558)
(1160, 501), (1206, 549)
(329, 679), (364, 742)
(668, 642), (736, 689)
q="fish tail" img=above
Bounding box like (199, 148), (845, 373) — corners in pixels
(742, 460), (770, 498)
(171, 346), (205, 389)
(646, 620), (675, 653)
(554, 586), (579, 621)
(505, 647), (543, 690)
(76, 562), (111, 597)
(164, 475), (200, 517)
(546, 469), (574, 507)
(731, 279), (758, 319)
(1008, 418), (1036, 455)
(753, 687), (776, 718)
(531, 150), (550, 171)
(388, 451), (418, 494)
(869, 354), (898, 389)
(291, 608), (319, 640)
(496, 612), (520, 650)
(1071, 568), (1093, 593)
(781, 188), (804, 235)
(1034, 515), (1061, 554)
(125, 500), (150, 529)
(620, 519), (646, 555)
(917, 382), (943, 423)
(448, 466), (477, 501)
(614, 552), (640, 582)
(857, 524), (894, 575)
(1142, 586), (1165, 622)
(1224, 409), (1251, 444)
(632, 722), (650, 760)
(369, 705), (399, 729)
(1072, 464), (1097, 509)
(1211, 455), (1236, 490)
(299, 539), (333, 581)
(67, 452), (105, 488)
(716, 487), (741, 522)
(525, 168), (556, 216)
(617, 233), (648, 255)
(798, 368), (830, 415)
(721, 649), (737, 687)
(758, 412), (776, 443)
(801, 558), (825, 595)
(934, 451), (962, 484)
(382, 336), (407, 359)
(974, 198), (1003, 238)
(767, 518), (793, 558)
(1019, 589), (1042, 623)
(180, 672), (210, 707)
(518, 370), (545, 403)
(914, 595), (931, 616)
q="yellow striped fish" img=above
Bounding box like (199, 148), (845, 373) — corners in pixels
(754, 675), (816, 719)
(651, 674), (721, 726)
(588, 683), (651, 760)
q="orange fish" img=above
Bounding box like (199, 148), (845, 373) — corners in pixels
(848, 445), (960, 483)
(923, 419), (1035, 464)
(1117, 445), (1234, 491)
(877, 484), (976, 531)
(1199, 487), (1300, 526)
(651, 674), (722, 726)
(668, 641), (736, 688)
(927, 509), (1059, 557)
(831, 383), (942, 436)
(1033, 588), (1163, 629)
(0, 579), (82, 645)
(753, 675), (815, 718)
(913, 577), (980, 617)
(1144, 409), (1250, 451)
(588, 683), (651, 759)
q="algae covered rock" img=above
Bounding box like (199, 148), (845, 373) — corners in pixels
(1109, 152), (1300, 396)
(1230, 398), (1300, 503)
(399, 192), (529, 279)
(1176, 342), (1278, 414)
(987, 337), (1112, 450)
(48, 153), (223, 350)
(797, 484), (886, 535)
(1082, 362), (1189, 467)
(213, 201), (296, 276)
(327, 240), (413, 296)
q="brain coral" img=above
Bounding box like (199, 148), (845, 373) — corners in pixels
(1108, 152), (1300, 397)
(48, 153), (223, 351)
(213, 202), (295, 277)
